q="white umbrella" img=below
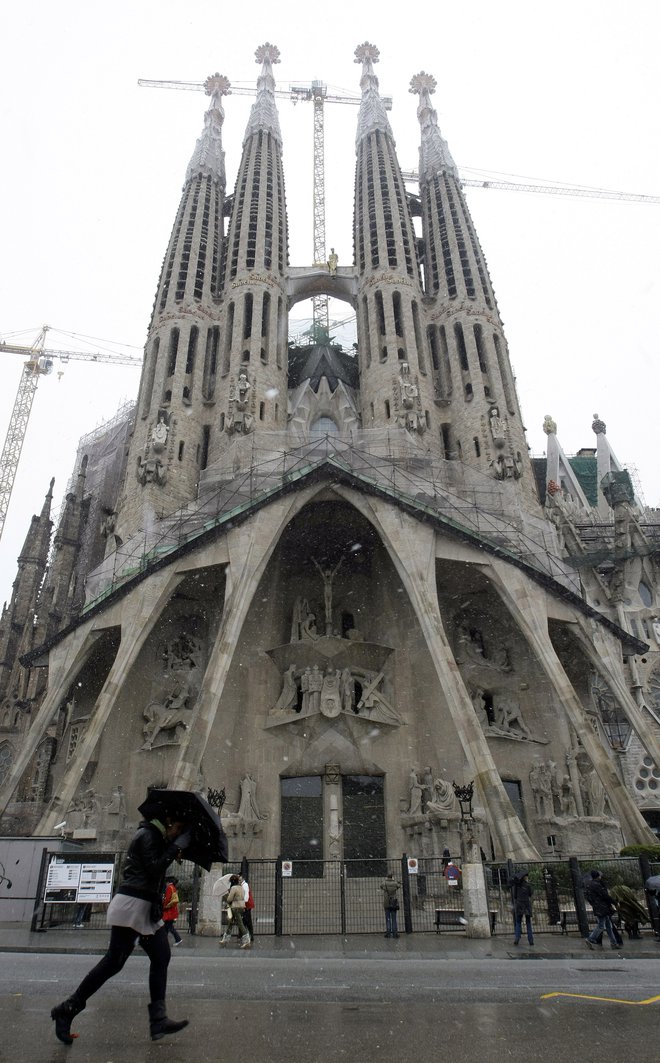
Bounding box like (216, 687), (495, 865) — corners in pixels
(212, 873), (233, 898)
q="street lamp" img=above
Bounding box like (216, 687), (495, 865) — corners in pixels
(452, 780), (475, 820)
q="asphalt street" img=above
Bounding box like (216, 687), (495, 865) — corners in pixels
(2, 952), (659, 1063)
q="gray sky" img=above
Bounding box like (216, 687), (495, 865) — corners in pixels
(1, 0), (659, 603)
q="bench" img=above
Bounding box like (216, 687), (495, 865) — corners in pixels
(435, 908), (498, 933)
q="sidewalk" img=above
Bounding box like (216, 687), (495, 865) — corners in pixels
(2, 923), (659, 960)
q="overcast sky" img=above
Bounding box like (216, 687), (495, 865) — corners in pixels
(1, 0), (659, 604)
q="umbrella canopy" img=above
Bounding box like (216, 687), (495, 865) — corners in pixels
(610, 884), (649, 924)
(138, 789), (228, 872)
(212, 873), (234, 898)
(645, 875), (660, 892)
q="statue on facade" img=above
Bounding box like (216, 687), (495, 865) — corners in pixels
(106, 784), (128, 827)
(408, 768), (424, 815)
(559, 774), (577, 818)
(327, 248), (338, 275)
(320, 667), (343, 718)
(236, 773), (267, 823)
(308, 665), (323, 715)
(227, 372), (254, 434)
(270, 664), (298, 716)
(300, 666), (311, 714)
(492, 699), (531, 740)
(141, 673), (194, 750)
(136, 455), (166, 486)
(356, 670), (401, 724)
(529, 760), (554, 818)
(488, 405), (506, 448)
(427, 777), (456, 815)
(151, 412), (170, 453)
(341, 667), (355, 714)
(290, 597), (319, 642)
(312, 554), (345, 636)
(394, 363), (424, 432)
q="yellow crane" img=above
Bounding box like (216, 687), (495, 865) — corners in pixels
(0, 326), (142, 543)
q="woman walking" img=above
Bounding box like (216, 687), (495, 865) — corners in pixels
(51, 805), (192, 1044)
(221, 874), (251, 949)
(512, 870), (534, 946)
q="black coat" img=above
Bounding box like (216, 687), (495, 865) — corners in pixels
(584, 878), (615, 917)
(119, 820), (179, 902)
(512, 878), (533, 917)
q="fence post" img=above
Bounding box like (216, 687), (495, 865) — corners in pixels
(274, 855), (283, 936)
(639, 855), (658, 934)
(401, 854), (413, 934)
(189, 864), (200, 935)
(30, 846), (50, 932)
(568, 857), (590, 937)
(340, 863), (347, 936)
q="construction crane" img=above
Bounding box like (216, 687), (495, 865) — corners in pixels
(0, 326), (142, 543)
(400, 169), (660, 204)
(138, 77), (392, 339)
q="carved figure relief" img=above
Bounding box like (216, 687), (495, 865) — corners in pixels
(290, 598), (319, 642)
(393, 363), (425, 433)
(488, 405), (507, 448)
(223, 774), (268, 837)
(141, 672), (194, 751)
(320, 667), (343, 718)
(226, 372), (255, 435)
(267, 664), (401, 728)
(529, 760), (554, 818)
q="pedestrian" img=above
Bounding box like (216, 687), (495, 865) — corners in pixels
(584, 869), (623, 950)
(222, 874), (251, 949)
(511, 870), (534, 946)
(240, 873), (255, 942)
(50, 805), (192, 1044)
(162, 876), (182, 946)
(379, 872), (400, 938)
(443, 860), (462, 887)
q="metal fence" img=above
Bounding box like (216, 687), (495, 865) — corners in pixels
(21, 850), (660, 938)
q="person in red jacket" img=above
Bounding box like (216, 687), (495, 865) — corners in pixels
(162, 876), (182, 946)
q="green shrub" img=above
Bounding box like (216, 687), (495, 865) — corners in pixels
(619, 844), (660, 860)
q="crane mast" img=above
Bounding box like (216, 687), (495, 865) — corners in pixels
(0, 329), (142, 544)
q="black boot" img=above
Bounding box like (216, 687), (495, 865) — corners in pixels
(51, 993), (86, 1045)
(148, 1000), (189, 1041)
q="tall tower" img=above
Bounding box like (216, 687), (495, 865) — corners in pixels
(206, 42), (290, 466)
(411, 72), (537, 504)
(117, 74), (230, 540)
(353, 43), (435, 437)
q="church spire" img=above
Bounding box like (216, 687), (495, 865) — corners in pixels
(354, 42), (394, 146)
(243, 43), (283, 146)
(185, 73), (230, 185)
(409, 72), (458, 181)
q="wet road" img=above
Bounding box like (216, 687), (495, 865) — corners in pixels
(2, 952), (658, 1062)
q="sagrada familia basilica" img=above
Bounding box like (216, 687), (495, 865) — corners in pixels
(1, 43), (659, 870)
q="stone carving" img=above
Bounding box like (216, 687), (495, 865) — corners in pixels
(529, 760), (555, 818)
(266, 663), (401, 728)
(427, 777), (456, 815)
(327, 248), (338, 275)
(165, 630), (203, 673)
(106, 785), (128, 828)
(290, 598), (319, 642)
(226, 371), (255, 435)
(488, 405), (507, 448)
(490, 452), (523, 481)
(543, 414), (557, 436)
(559, 774), (577, 818)
(69, 788), (101, 831)
(408, 768), (424, 815)
(320, 666), (342, 718)
(271, 664), (298, 716)
(236, 773), (267, 822)
(394, 362), (425, 433)
(328, 792), (342, 857)
(151, 412), (170, 453)
(137, 455), (166, 485)
(580, 764), (611, 818)
(491, 699), (531, 740)
(312, 554), (346, 636)
(141, 673), (194, 750)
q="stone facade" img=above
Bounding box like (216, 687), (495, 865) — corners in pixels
(1, 43), (659, 880)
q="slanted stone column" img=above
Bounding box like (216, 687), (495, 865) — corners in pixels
(36, 568), (183, 834)
(344, 490), (539, 860)
(459, 820), (491, 939)
(489, 561), (657, 847)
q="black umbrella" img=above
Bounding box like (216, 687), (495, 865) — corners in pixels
(138, 789), (228, 872)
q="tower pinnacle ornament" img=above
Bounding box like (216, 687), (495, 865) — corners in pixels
(410, 71), (458, 180)
(186, 72), (230, 185)
(244, 43), (283, 146)
(354, 41), (393, 146)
